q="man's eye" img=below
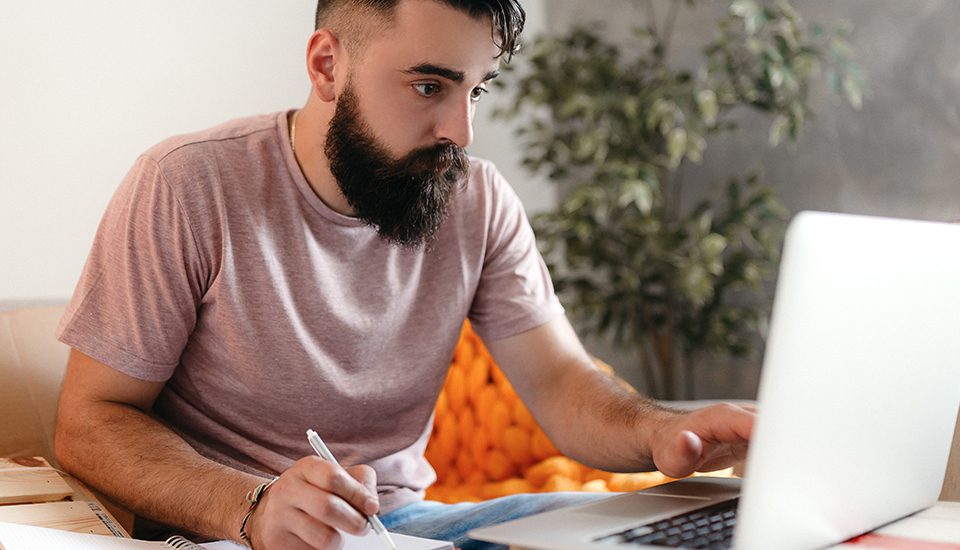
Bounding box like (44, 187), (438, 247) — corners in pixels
(471, 87), (488, 102)
(414, 83), (440, 97)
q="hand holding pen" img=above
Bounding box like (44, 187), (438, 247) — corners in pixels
(240, 433), (386, 550)
(307, 429), (398, 550)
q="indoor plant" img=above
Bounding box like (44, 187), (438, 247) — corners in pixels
(498, 0), (865, 399)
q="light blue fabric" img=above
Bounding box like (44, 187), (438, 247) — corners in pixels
(381, 492), (612, 550)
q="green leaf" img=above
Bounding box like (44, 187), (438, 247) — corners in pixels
(700, 233), (728, 275)
(767, 64), (785, 88)
(730, 0), (760, 20)
(768, 114), (790, 146)
(667, 127), (688, 168)
(686, 132), (706, 164)
(842, 75), (864, 110)
(696, 89), (719, 125)
(696, 210), (713, 237)
(680, 264), (714, 307)
(618, 180), (655, 215)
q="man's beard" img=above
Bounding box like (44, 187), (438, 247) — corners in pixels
(324, 85), (469, 248)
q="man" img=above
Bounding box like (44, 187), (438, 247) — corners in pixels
(54, 1), (754, 549)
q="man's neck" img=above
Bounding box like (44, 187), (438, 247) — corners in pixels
(288, 104), (357, 217)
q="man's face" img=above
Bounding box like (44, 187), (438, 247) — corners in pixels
(324, 0), (503, 247)
(324, 81), (468, 248)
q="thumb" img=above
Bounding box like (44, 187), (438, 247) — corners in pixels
(658, 430), (703, 479)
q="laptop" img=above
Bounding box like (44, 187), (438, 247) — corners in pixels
(470, 211), (960, 550)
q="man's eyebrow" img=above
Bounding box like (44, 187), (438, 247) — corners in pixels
(404, 64), (500, 84)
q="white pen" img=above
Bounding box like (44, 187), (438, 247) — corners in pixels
(306, 429), (398, 550)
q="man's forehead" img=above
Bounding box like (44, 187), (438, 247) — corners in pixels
(361, 0), (503, 80)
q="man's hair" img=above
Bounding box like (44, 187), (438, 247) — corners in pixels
(315, 0), (525, 60)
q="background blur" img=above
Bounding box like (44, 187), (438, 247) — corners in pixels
(2, 1), (958, 397)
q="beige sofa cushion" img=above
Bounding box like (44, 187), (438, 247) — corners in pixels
(943, 411), (960, 501)
(0, 306), (69, 467)
(0, 305), (136, 531)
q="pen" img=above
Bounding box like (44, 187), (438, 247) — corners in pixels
(306, 429), (398, 550)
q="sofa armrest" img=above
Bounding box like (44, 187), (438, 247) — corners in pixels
(940, 407), (960, 501)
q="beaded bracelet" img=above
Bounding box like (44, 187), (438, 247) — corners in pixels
(239, 477), (279, 549)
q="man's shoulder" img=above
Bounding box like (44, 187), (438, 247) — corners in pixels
(462, 155), (523, 207)
(466, 155), (499, 182)
(464, 156), (510, 197)
(145, 112), (285, 165)
(120, 112), (291, 218)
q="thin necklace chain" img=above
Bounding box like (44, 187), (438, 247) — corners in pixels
(290, 110), (298, 153)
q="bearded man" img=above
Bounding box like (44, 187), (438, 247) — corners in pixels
(54, 1), (755, 549)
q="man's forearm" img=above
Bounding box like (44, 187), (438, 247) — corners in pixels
(486, 317), (752, 478)
(485, 317), (676, 473)
(55, 398), (265, 541)
(533, 365), (675, 473)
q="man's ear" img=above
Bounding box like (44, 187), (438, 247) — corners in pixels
(306, 29), (344, 102)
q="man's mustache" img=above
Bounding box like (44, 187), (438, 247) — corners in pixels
(377, 143), (468, 180)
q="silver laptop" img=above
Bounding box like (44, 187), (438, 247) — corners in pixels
(470, 211), (960, 550)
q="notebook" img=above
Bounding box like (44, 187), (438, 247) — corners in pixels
(0, 520), (453, 550)
(469, 210), (960, 550)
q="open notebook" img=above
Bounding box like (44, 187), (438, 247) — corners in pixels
(0, 521), (453, 550)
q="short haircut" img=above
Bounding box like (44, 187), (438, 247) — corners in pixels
(315, 0), (525, 60)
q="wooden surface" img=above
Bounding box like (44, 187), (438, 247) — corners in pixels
(0, 501), (120, 536)
(0, 457), (72, 505)
(0, 457), (128, 538)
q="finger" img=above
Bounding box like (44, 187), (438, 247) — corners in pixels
(301, 485), (372, 536)
(684, 404), (753, 472)
(285, 508), (346, 550)
(246, 478), (346, 550)
(653, 403), (756, 478)
(279, 459), (373, 536)
(659, 430), (703, 478)
(694, 403), (755, 443)
(697, 445), (749, 473)
(303, 456), (379, 516)
(346, 464), (378, 509)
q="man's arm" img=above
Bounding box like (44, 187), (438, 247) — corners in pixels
(55, 349), (379, 549)
(483, 316), (754, 479)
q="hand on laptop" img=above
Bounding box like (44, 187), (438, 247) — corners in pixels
(652, 402), (756, 479)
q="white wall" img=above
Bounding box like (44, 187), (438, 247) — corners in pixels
(0, 1), (548, 306)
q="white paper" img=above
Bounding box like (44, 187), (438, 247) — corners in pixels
(0, 522), (163, 549)
(0, 522), (452, 550)
(826, 502), (960, 548)
(873, 501), (960, 543)
(342, 530), (454, 550)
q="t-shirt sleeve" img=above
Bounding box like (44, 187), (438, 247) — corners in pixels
(467, 161), (564, 342)
(57, 154), (212, 382)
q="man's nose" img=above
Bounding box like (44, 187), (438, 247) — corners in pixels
(434, 95), (475, 148)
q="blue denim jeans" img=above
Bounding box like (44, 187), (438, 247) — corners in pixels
(380, 492), (612, 550)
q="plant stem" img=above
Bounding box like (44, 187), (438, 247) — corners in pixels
(638, 346), (661, 401)
(665, 166), (685, 223)
(641, 299), (676, 399)
(644, 0), (660, 43)
(660, 0), (682, 61)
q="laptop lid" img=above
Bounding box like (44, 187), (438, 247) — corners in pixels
(469, 211), (960, 550)
(733, 211), (960, 550)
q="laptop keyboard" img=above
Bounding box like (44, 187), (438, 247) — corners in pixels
(594, 498), (739, 549)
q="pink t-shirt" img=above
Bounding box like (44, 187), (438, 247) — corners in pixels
(57, 111), (563, 513)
